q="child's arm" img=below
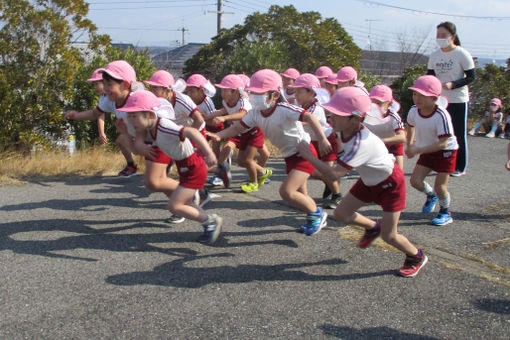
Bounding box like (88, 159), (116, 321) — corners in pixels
(133, 131), (158, 160)
(297, 141), (347, 181)
(405, 125), (416, 158)
(65, 107), (102, 121)
(301, 111), (332, 156)
(190, 110), (205, 130)
(206, 108), (227, 120)
(213, 110), (246, 125)
(408, 136), (449, 158)
(382, 130), (406, 145)
(97, 113), (108, 144)
(114, 119), (136, 152)
(210, 121), (246, 142)
(183, 127), (217, 167)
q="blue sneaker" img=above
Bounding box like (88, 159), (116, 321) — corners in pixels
(300, 208), (328, 236)
(422, 195), (438, 213)
(431, 212), (453, 226)
(208, 175), (223, 186)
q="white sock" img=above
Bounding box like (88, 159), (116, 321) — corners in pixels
(439, 194), (450, 210)
(421, 182), (435, 197)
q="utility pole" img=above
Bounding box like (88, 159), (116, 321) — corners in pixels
(179, 27), (189, 46)
(365, 19), (381, 51)
(208, 0), (234, 35)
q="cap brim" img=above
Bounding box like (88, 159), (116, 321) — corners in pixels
(86, 77), (102, 83)
(245, 86), (270, 93)
(215, 83), (235, 89)
(144, 80), (168, 88)
(408, 86), (437, 97)
(322, 104), (353, 116)
(100, 69), (123, 82)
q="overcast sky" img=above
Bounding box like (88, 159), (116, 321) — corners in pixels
(86, 0), (510, 59)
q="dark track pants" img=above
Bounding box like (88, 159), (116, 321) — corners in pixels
(447, 102), (469, 173)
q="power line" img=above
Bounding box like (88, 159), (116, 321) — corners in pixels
(89, 3), (214, 10)
(354, 0), (510, 21)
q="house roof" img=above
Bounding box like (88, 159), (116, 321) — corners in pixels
(152, 43), (206, 70)
(360, 50), (428, 76)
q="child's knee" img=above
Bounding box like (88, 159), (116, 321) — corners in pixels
(381, 232), (397, 244)
(144, 177), (158, 192)
(279, 186), (291, 201)
(409, 176), (422, 189)
(333, 208), (351, 224)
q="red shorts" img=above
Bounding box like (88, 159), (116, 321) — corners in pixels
(145, 146), (173, 165)
(206, 123), (224, 134)
(386, 143), (404, 156)
(284, 143), (317, 175)
(175, 152), (208, 189)
(349, 164), (406, 212)
(417, 150), (457, 173)
(312, 133), (338, 162)
(227, 127), (265, 151)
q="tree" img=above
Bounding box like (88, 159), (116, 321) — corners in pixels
(469, 64), (510, 119)
(0, 0), (107, 152)
(390, 64), (427, 122)
(184, 5), (361, 81)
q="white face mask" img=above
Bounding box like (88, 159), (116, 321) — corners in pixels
(249, 94), (272, 110)
(490, 104), (499, 110)
(436, 38), (451, 49)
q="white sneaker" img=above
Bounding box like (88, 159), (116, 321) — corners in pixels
(167, 214), (185, 224)
(208, 176), (223, 186)
(468, 129), (475, 136)
(486, 131), (495, 138)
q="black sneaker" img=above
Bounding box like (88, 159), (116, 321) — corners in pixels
(216, 162), (231, 188)
(199, 189), (212, 208)
(197, 214), (223, 244)
(167, 214), (185, 224)
(118, 165), (137, 178)
(323, 193), (342, 209)
(322, 184), (332, 199)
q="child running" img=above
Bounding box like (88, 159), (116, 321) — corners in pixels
(365, 85), (406, 170)
(212, 69), (331, 234)
(296, 86), (428, 278)
(291, 73), (342, 209)
(65, 60), (140, 177)
(86, 68), (109, 145)
(468, 98), (504, 138)
(209, 74), (271, 192)
(280, 68), (300, 104)
(117, 90), (223, 244)
(406, 75), (459, 226)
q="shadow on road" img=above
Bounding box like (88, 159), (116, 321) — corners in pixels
(474, 298), (510, 315)
(319, 324), (440, 339)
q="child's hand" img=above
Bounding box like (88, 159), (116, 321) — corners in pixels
(208, 133), (221, 142)
(297, 140), (312, 157)
(405, 145), (417, 159)
(114, 118), (128, 135)
(204, 152), (217, 167)
(318, 137), (332, 157)
(64, 110), (78, 120)
(136, 143), (158, 160)
(506, 160), (510, 171)
(211, 116), (224, 126)
(98, 133), (108, 145)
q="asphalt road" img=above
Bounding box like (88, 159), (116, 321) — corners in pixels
(1, 134), (509, 339)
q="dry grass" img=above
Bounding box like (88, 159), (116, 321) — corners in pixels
(0, 147), (146, 185)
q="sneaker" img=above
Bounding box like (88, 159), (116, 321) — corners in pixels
(241, 182), (258, 193)
(300, 208), (328, 236)
(118, 165), (137, 178)
(208, 175), (223, 186)
(450, 171), (466, 177)
(399, 250), (428, 278)
(431, 212), (453, 226)
(197, 214), (223, 244)
(193, 190), (200, 206)
(498, 133), (506, 139)
(468, 128), (475, 136)
(323, 193), (342, 209)
(358, 221), (381, 249)
(199, 189), (212, 208)
(422, 195), (438, 213)
(322, 184), (332, 199)
(257, 168), (273, 187)
(166, 162), (174, 176)
(167, 214), (185, 224)
(486, 131), (495, 138)
(217, 162), (232, 188)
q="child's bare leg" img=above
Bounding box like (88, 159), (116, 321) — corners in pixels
(116, 134), (134, 163)
(380, 211), (418, 256)
(334, 193), (375, 229)
(409, 164), (432, 191)
(168, 186), (207, 222)
(238, 146), (264, 183)
(257, 144), (270, 169)
(144, 160), (179, 197)
(395, 155), (404, 171)
(279, 170), (316, 213)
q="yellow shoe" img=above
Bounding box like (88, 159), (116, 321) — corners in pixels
(257, 168), (273, 187)
(241, 182), (259, 193)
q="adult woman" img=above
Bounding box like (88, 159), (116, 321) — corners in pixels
(427, 22), (475, 176)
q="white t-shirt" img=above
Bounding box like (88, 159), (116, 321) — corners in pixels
(280, 88), (297, 105)
(407, 105), (459, 151)
(241, 102), (310, 158)
(484, 111), (503, 124)
(301, 100), (332, 140)
(196, 96), (216, 119)
(363, 109), (404, 140)
(96, 94), (136, 137)
(171, 92), (205, 130)
(336, 126), (395, 186)
(145, 118), (195, 161)
(428, 46), (475, 103)
(157, 97), (175, 120)
(223, 96), (251, 115)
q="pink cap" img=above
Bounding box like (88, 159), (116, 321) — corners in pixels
(408, 75), (442, 97)
(86, 68), (105, 83)
(290, 73), (320, 90)
(369, 85), (394, 102)
(281, 68), (300, 80)
(336, 66), (358, 82)
(144, 70), (175, 88)
(315, 66), (334, 79)
(216, 74), (244, 90)
(246, 69), (282, 93)
(186, 74), (208, 88)
(117, 90), (161, 113)
(101, 60), (136, 84)
(325, 74), (338, 85)
(237, 74), (250, 88)
(490, 98), (503, 107)
(323, 87), (372, 117)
